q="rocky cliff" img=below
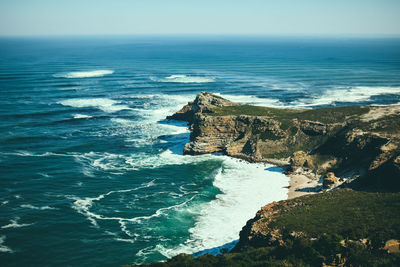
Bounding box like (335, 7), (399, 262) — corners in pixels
(134, 93), (400, 267)
(168, 92), (400, 191)
(233, 189), (400, 251)
(137, 189), (400, 267)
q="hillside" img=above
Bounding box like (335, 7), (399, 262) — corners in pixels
(133, 93), (400, 266)
(137, 189), (400, 267)
(169, 92), (400, 191)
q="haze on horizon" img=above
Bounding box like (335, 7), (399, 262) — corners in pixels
(0, 0), (399, 37)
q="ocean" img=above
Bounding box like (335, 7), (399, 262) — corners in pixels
(0, 36), (399, 266)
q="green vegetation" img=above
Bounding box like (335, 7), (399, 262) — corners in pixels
(139, 238), (400, 267)
(136, 190), (400, 267)
(209, 104), (370, 124)
(270, 189), (400, 241)
(155, 94), (400, 266)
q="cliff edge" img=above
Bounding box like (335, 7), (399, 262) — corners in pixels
(168, 92), (400, 191)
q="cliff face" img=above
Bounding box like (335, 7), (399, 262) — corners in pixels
(233, 189), (400, 252)
(139, 93), (400, 267)
(169, 92), (400, 190)
(137, 189), (400, 267)
(166, 92), (238, 123)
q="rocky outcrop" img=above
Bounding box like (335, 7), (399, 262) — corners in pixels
(166, 92), (238, 123)
(233, 189), (400, 252)
(322, 172), (339, 189)
(166, 101), (194, 122)
(168, 92), (400, 190)
(234, 201), (284, 249)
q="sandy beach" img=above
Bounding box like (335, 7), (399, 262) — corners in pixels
(287, 174), (321, 199)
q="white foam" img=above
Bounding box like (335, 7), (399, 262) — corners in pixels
(73, 114), (93, 119)
(114, 238), (136, 244)
(296, 86), (400, 107)
(62, 92), (290, 262)
(5, 151), (62, 157)
(20, 204), (58, 210)
(217, 93), (284, 107)
(151, 75), (215, 83)
(54, 70), (114, 78)
(156, 157), (289, 258)
(0, 236), (13, 253)
(58, 98), (131, 113)
(70, 179), (198, 238)
(1, 217), (33, 229)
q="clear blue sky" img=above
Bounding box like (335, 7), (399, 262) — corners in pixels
(0, 0), (399, 36)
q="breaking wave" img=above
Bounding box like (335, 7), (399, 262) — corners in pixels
(0, 236), (13, 253)
(218, 93), (284, 107)
(1, 217), (33, 229)
(73, 114), (93, 119)
(154, 157), (288, 259)
(20, 204), (58, 210)
(54, 70), (114, 78)
(150, 75), (215, 83)
(58, 98), (132, 113)
(296, 86), (400, 107)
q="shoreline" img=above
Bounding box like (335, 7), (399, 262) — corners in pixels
(287, 172), (321, 199)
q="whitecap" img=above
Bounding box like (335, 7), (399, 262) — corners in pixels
(295, 86), (400, 107)
(150, 75), (215, 83)
(54, 70), (114, 78)
(20, 204), (58, 210)
(70, 180), (159, 227)
(38, 172), (51, 178)
(58, 98), (131, 113)
(1, 217), (33, 229)
(4, 151), (62, 157)
(73, 114), (93, 119)
(0, 236), (13, 253)
(114, 238), (136, 244)
(154, 156), (289, 258)
(217, 93), (284, 107)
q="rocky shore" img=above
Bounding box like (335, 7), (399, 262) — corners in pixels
(135, 92), (400, 266)
(168, 92), (400, 193)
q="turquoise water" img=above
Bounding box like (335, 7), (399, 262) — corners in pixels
(0, 36), (400, 266)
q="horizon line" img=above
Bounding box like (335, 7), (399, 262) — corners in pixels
(1, 33), (400, 39)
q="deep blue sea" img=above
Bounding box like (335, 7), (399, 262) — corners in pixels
(0, 36), (400, 266)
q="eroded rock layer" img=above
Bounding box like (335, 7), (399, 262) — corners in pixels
(168, 92), (400, 191)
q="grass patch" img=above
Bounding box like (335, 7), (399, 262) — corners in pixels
(137, 190), (400, 267)
(270, 189), (400, 241)
(209, 105), (370, 124)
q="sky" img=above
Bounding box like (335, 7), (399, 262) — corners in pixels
(0, 0), (399, 36)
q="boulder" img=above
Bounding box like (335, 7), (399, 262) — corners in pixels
(323, 172), (339, 189)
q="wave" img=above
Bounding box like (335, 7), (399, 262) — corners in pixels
(150, 75), (215, 83)
(73, 114), (93, 119)
(1, 151), (74, 158)
(20, 204), (58, 210)
(69, 179), (182, 230)
(58, 98), (132, 113)
(295, 86), (400, 107)
(217, 93), (284, 107)
(0, 236), (13, 253)
(1, 217), (33, 229)
(154, 157), (289, 258)
(54, 70), (114, 78)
